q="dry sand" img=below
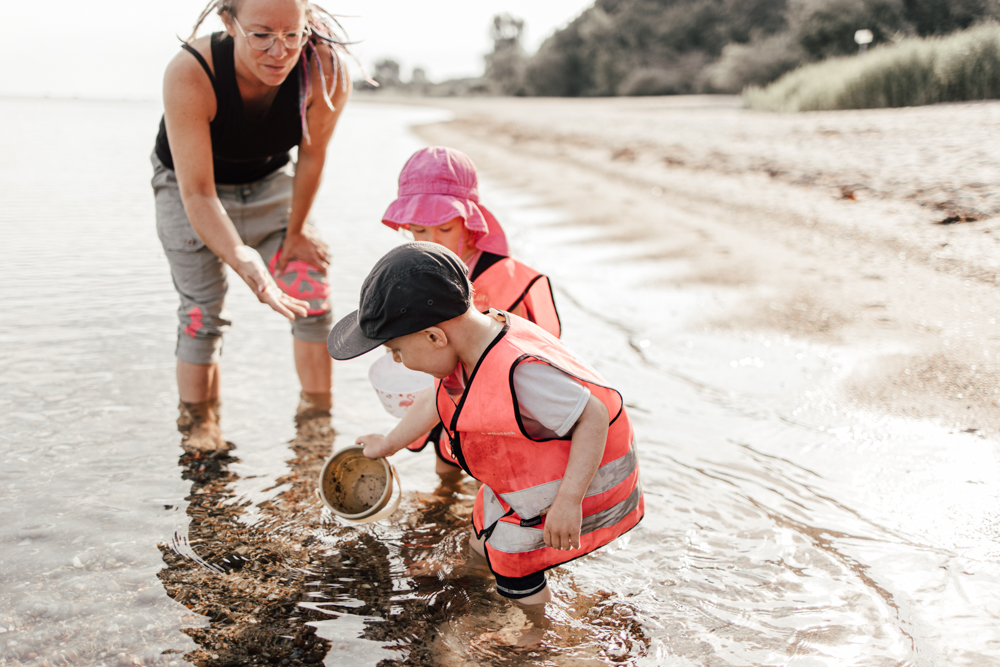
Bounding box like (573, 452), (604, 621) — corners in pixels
(373, 94), (1000, 434)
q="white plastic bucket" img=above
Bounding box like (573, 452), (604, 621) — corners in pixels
(315, 445), (401, 524)
(368, 352), (434, 418)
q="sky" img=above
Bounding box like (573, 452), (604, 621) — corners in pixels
(5, 0), (593, 100)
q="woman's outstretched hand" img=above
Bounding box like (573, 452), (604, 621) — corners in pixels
(231, 245), (308, 321)
(277, 227), (330, 275)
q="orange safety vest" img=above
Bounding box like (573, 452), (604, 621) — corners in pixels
(406, 253), (561, 456)
(436, 313), (643, 579)
(471, 254), (561, 339)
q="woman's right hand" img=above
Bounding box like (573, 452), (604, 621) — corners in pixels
(231, 245), (309, 321)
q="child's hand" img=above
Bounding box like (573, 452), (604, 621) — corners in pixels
(356, 434), (392, 459)
(542, 394), (608, 552)
(541, 498), (582, 551)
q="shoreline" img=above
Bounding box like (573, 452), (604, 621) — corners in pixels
(380, 94), (1000, 435)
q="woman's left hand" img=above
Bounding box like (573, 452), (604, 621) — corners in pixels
(277, 227), (330, 274)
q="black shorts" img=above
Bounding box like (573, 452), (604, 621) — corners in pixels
(493, 570), (547, 600)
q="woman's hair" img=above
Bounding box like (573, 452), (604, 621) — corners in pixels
(186, 0), (371, 142)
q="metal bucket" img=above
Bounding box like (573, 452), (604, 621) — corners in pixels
(315, 445), (400, 523)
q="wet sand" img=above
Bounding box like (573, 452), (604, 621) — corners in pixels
(392, 94), (1000, 436)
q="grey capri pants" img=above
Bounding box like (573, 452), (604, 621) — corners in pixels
(152, 153), (333, 365)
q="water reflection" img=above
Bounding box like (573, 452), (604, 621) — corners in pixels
(157, 412), (338, 664)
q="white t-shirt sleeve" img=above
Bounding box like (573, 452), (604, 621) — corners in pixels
(512, 362), (591, 438)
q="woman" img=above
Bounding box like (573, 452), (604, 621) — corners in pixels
(152, 0), (351, 452)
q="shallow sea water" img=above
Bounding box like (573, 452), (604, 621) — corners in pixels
(1, 97), (999, 667)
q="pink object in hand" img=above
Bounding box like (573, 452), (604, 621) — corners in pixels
(268, 248), (331, 316)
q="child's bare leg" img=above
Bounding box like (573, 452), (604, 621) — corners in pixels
(436, 457), (462, 476)
(468, 570), (549, 649)
(470, 529), (486, 557)
(516, 587), (552, 606)
(403, 464), (466, 578)
(469, 533), (550, 603)
(433, 458), (466, 502)
(515, 595), (549, 644)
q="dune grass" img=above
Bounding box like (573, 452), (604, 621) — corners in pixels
(744, 23), (1000, 112)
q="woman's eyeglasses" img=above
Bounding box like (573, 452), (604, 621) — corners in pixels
(232, 16), (311, 51)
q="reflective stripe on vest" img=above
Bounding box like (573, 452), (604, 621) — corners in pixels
(488, 484), (643, 554)
(472, 257), (561, 338)
(440, 313), (643, 578)
(497, 444), (639, 521)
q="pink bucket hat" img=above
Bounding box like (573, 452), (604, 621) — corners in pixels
(381, 147), (509, 256)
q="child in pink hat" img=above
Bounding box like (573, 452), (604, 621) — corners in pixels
(381, 147), (562, 473)
(383, 147), (505, 255)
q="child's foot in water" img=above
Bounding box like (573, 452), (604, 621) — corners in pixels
(472, 623), (545, 649)
(406, 558), (449, 577)
(470, 601), (548, 654)
(432, 468), (466, 497)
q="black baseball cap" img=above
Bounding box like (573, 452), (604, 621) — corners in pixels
(327, 242), (473, 360)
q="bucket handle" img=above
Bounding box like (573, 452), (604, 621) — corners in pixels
(314, 463), (402, 525)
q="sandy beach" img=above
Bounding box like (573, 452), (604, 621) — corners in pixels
(388, 94), (1000, 435)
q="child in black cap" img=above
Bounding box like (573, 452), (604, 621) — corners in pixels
(328, 242), (643, 607)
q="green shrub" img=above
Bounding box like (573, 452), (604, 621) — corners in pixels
(745, 22), (1000, 110)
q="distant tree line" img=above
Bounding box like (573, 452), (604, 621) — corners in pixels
(360, 14), (529, 96)
(362, 57), (491, 97)
(486, 0), (1000, 96)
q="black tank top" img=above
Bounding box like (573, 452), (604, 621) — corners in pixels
(154, 32), (302, 185)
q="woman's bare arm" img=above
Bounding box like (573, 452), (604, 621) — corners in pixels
(276, 43), (352, 275)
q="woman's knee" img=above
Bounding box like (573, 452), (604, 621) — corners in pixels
(175, 322), (226, 365)
(291, 309), (333, 342)
(174, 303), (231, 365)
